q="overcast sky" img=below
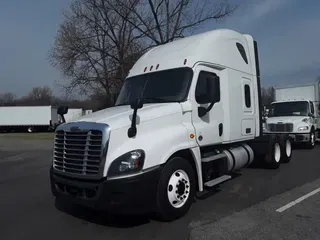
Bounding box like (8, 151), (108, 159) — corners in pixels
(0, 0), (319, 97)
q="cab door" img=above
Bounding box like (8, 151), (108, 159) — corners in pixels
(191, 66), (223, 146)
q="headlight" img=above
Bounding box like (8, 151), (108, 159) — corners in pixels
(298, 126), (309, 131)
(302, 118), (309, 123)
(108, 149), (145, 178)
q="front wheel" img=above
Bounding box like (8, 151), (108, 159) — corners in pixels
(156, 157), (196, 222)
(306, 130), (315, 149)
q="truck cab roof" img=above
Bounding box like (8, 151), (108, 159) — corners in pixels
(128, 29), (256, 78)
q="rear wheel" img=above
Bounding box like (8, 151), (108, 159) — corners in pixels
(279, 135), (292, 163)
(264, 135), (281, 169)
(156, 157), (196, 222)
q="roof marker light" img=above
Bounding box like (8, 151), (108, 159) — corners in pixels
(184, 59), (187, 65)
(150, 65), (153, 71)
(144, 67), (147, 72)
(156, 64), (159, 69)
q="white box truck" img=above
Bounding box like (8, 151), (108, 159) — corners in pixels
(50, 29), (293, 221)
(265, 81), (320, 148)
(0, 105), (60, 133)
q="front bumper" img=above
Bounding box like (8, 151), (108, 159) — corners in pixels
(50, 166), (162, 214)
(288, 133), (310, 143)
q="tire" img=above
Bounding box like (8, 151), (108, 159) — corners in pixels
(263, 135), (281, 169)
(156, 157), (196, 222)
(279, 134), (292, 163)
(306, 129), (315, 149)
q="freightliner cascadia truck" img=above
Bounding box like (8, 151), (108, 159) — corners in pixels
(50, 29), (293, 221)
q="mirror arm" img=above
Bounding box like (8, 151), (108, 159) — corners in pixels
(59, 114), (66, 124)
(128, 98), (143, 138)
(206, 101), (215, 113)
(198, 101), (215, 118)
(128, 107), (138, 138)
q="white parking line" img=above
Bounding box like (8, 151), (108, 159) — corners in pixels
(276, 187), (320, 213)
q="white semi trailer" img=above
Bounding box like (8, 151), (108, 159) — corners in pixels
(0, 105), (60, 133)
(50, 29), (293, 221)
(265, 81), (320, 148)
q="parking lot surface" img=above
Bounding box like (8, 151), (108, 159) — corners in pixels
(1, 134), (320, 240)
(190, 177), (320, 239)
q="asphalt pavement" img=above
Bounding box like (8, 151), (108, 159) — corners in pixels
(1, 135), (320, 240)
(190, 176), (320, 239)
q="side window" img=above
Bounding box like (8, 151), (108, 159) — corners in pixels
(310, 101), (314, 114)
(244, 84), (251, 108)
(236, 42), (248, 64)
(195, 71), (220, 104)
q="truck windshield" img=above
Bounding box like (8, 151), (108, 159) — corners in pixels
(115, 67), (193, 106)
(269, 101), (309, 117)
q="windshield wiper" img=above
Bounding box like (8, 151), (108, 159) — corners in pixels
(116, 97), (177, 107)
(142, 97), (176, 103)
(115, 102), (130, 106)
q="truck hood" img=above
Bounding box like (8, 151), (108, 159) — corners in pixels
(73, 103), (182, 130)
(266, 116), (307, 124)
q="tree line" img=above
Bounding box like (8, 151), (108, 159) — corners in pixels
(0, 86), (105, 111)
(0, 85), (276, 111)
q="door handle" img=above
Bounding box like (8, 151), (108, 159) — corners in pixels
(219, 123), (223, 136)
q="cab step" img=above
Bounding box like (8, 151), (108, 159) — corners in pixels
(204, 175), (232, 187)
(201, 153), (225, 163)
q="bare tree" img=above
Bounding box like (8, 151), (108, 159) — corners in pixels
(49, 0), (143, 103)
(261, 87), (275, 107)
(24, 86), (53, 105)
(50, 0), (237, 105)
(109, 0), (237, 45)
(0, 92), (17, 106)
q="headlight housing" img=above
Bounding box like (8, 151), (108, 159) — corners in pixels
(298, 126), (309, 131)
(108, 149), (145, 178)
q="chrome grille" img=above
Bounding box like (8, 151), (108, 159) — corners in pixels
(267, 123), (293, 132)
(53, 130), (103, 176)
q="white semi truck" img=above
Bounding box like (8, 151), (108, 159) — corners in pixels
(265, 81), (320, 148)
(0, 105), (60, 133)
(50, 29), (293, 221)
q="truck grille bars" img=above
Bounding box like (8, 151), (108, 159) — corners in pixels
(53, 122), (110, 179)
(267, 123), (293, 132)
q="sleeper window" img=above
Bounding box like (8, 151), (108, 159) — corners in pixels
(244, 84), (251, 108)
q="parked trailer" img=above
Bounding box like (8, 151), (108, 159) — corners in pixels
(265, 81), (320, 148)
(0, 106), (60, 133)
(50, 29), (293, 221)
